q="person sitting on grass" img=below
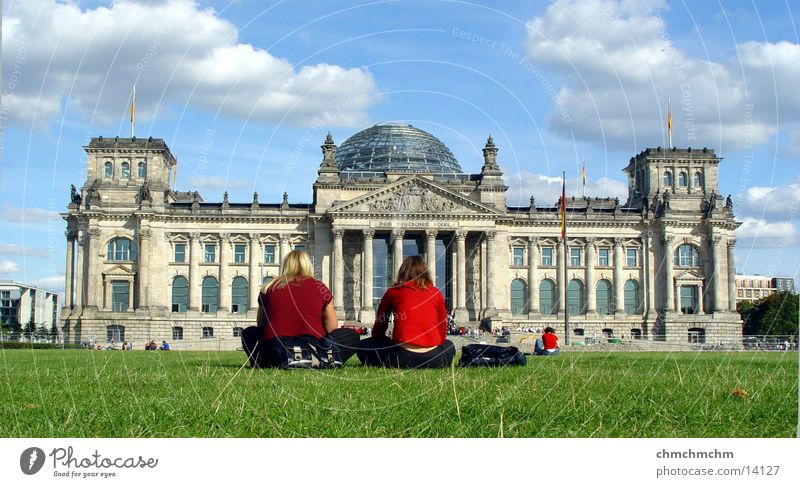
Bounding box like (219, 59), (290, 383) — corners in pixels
(534, 327), (560, 356)
(357, 255), (455, 369)
(240, 250), (360, 367)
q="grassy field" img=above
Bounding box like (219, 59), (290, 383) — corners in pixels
(0, 349), (796, 438)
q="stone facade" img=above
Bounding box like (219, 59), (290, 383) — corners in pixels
(61, 133), (742, 349)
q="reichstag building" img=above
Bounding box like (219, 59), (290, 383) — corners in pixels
(61, 123), (742, 347)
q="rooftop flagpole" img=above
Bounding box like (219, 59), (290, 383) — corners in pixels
(561, 171), (569, 346)
(130, 85), (136, 138)
(667, 97), (672, 148)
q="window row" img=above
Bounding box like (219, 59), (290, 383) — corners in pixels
(171, 275), (256, 313)
(103, 160), (147, 179)
(663, 170), (703, 188)
(509, 278), (642, 316)
(172, 242), (305, 264)
(105, 325), (244, 343)
(511, 246), (640, 267)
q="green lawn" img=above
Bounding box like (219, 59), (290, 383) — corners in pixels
(0, 350), (796, 437)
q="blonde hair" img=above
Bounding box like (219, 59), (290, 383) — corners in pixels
(394, 255), (433, 289)
(262, 250), (313, 292)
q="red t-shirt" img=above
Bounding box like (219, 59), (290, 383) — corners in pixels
(374, 281), (447, 347)
(258, 277), (332, 340)
(542, 332), (559, 350)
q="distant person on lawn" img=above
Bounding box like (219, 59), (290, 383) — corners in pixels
(357, 255), (455, 368)
(240, 250), (360, 367)
(534, 327), (560, 356)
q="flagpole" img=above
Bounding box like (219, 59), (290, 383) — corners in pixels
(667, 97), (672, 148)
(581, 159), (586, 198)
(130, 85), (136, 138)
(562, 171), (570, 346)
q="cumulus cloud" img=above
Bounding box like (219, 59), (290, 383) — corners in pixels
(187, 176), (248, 191)
(0, 261), (21, 274)
(33, 275), (66, 293)
(735, 217), (797, 248)
(504, 171), (628, 207)
(0, 244), (50, 257)
(523, 0), (800, 150)
(2, 0), (379, 128)
(734, 177), (800, 221)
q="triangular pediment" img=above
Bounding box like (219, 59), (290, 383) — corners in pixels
(328, 176), (501, 215)
(674, 269), (704, 281)
(102, 264), (135, 276)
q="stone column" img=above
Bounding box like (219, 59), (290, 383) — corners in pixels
(484, 231), (497, 316)
(585, 237), (596, 314)
(86, 227), (102, 308)
(556, 240), (566, 313)
(613, 237), (625, 314)
(676, 283), (682, 313)
(360, 229), (375, 322)
(392, 229), (405, 279)
(103, 275), (112, 311)
(137, 228), (151, 309)
(425, 229), (437, 284)
(710, 235), (725, 312)
(219, 233), (231, 312)
(644, 231), (654, 314)
(74, 230), (85, 310)
(454, 230), (468, 322)
(662, 236), (675, 313)
(64, 231), (75, 308)
(332, 228), (344, 312)
(189, 233), (201, 311)
(527, 236), (538, 317)
(727, 239), (737, 312)
(248, 234), (261, 310)
(279, 233), (291, 267)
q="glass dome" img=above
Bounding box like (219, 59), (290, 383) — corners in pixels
(335, 123), (463, 177)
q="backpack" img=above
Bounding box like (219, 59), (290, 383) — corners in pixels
(459, 344), (527, 367)
(261, 335), (343, 369)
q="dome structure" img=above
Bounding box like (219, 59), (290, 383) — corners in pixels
(335, 123), (463, 177)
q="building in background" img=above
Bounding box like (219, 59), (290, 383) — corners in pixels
(0, 281), (62, 336)
(61, 124), (743, 348)
(735, 275), (796, 304)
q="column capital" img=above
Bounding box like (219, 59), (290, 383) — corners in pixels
(708, 235), (722, 245)
(333, 228), (345, 239)
(455, 230), (468, 241)
(585, 237), (596, 248)
(139, 229), (152, 240)
(279, 233), (291, 243)
(726, 238), (737, 248)
(661, 235), (674, 246)
(219, 232), (231, 243)
(425, 229), (438, 239)
(88, 227), (102, 239)
(391, 229), (405, 240)
(249, 232), (261, 242)
(362, 228), (375, 239)
(644, 229), (654, 240)
(527, 235), (539, 247)
(189, 232), (201, 241)
(65, 230), (77, 241)
(484, 230), (496, 241)
(613, 236), (624, 247)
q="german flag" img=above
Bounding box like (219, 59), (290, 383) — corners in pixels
(560, 173), (566, 240)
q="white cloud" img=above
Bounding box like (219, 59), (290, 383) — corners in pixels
(0, 244), (50, 257)
(33, 275), (65, 293)
(0, 261), (21, 274)
(187, 176), (248, 191)
(523, 0), (800, 150)
(734, 177), (800, 221)
(2, 0), (379, 128)
(735, 217), (797, 248)
(504, 171), (628, 207)
(1, 207), (61, 223)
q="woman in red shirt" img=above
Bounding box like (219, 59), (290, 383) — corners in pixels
(240, 250), (360, 367)
(357, 255), (455, 368)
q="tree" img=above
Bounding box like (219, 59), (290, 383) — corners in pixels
(741, 291), (799, 336)
(21, 320), (35, 341)
(48, 323), (60, 343)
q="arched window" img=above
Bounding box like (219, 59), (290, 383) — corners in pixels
(171, 276), (188, 312)
(567, 279), (585, 314)
(678, 171), (688, 187)
(231, 276), (248, 314)
(104, 161), (113, 178)
(120, 161), (130, 179)
(674, 244), (700, 267)
(596, 279), (612, 315)
(510, 279), (527, 315)
(201, 276), (219, 313)
(663, 171), (673, 187)
(693, 172), (703, 188)
(137, 161), (147, 178)
(539, 279), (556, 316)
(261, 275), (274, 288)
(107, 238), (136, 261)
(624, 279), (641, 315)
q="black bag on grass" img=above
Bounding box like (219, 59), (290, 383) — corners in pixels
(261, 335), (343, 369)
(459, 344), (527, 367)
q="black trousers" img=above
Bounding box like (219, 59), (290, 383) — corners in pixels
(241, 327), (361, 367)
(357, 337), (456, 369)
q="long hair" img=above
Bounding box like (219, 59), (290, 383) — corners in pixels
(394, 255), (433, 289)
(262, 250), (313, 292)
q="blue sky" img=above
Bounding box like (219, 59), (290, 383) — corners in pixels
(1, 0), (799, 292)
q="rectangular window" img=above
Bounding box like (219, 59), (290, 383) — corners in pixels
(512, 247), (524, 266)
(111, 281), (129, 312)
(293, 244), (306, 252)
(202, 327), (214, 339)
(626, 248), (638, 267)
(264, 244), (276, 264)
(233, 327), (243, 338)
(541, 247), (553, 266)
(746, 290), (752, 297)
(570, 247), (581, 267)
(234, 244), (246, 263)
(174, 243), (186, 263)
(738, 289), (743, 297)
(172, 327), (183, 340)
(204, 244), (216, 263)
(598, 248), (610, 267)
